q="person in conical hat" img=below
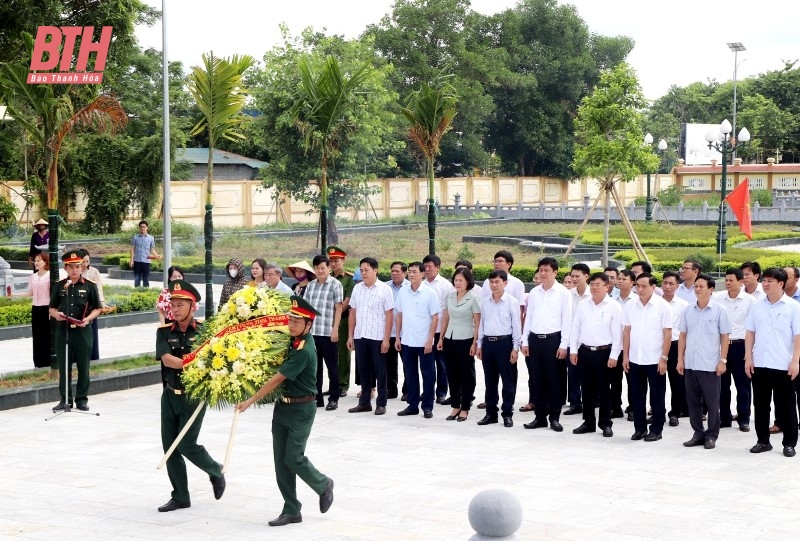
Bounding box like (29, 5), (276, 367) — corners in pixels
(29, 218), (49, 264)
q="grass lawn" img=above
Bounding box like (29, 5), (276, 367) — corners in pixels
(0, 355), (155, 390)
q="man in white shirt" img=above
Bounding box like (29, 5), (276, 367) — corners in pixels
(265, 263), (293, 295)
(569, 272), (622, 437)
(604, 266), (620, 299)
(784, 267), (800, 302)
(386, 262), (410, 400)
(676, 259), (701, 303)
(622, 273), (672, 442)
(395, 262), (439, 418)
(612, 269), (637, 419)
(661, 271), (690, 426)
(346, 257), (394, 416)
(745, 267), (800, 457)
(741, 261), (766, 302)
(565, 263), (591, 416)
(522, 257), (572, 432)
(422, 254), (456, 404)
(713, 267), (756, 432)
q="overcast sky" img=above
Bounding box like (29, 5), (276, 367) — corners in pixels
(136, 0), (798, 101)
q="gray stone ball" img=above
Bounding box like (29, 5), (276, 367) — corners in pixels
(468, 489), (523, 537)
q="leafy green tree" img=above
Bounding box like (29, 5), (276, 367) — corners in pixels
(572, 63), (658, 265)
(186, 52), (254, 319)
(402, 79), (458, 255)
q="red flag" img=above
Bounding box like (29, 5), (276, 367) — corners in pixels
(726, 177), (752, 240)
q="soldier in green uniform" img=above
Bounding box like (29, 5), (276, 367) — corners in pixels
(155, 280), (226, 512)
(49, 250), (102, 412)
(328, 246), (355, 397)
(236, 295), (334, 527)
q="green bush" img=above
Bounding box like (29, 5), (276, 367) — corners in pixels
(0, 304), (32, 326)
(106, 289), (161, 313)
(0, 247), (33, 261)
(613, 248), (800, 272)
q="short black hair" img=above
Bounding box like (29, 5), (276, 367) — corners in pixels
(725, 267), (744, 280)
(630, 261), (652, 274)
(695, 273), (715, 289)
(407, 261), (424, 273)
(422, 254), (442, 268)
(589, 272), (609, 284)
(312, 255), (330, 267)
(662, 270), (680, 282)
(762, 267), (788, 287)
(494, 250), (514, 269)
(683, 258), (702, 272)
(138, 219), (148, 227)
(251, 258), (267, 279)
(360, 257), (379, 270)
(537, 256), (558, 272)
(454, 260), (473, 270)
(488, 269), (508, 281)
(636, 272), (658, 286)
(453, 267), (475, 289)
(618, 269), (635, 280)
(167, 265), (185, 280)
(571, 263), (590, 275)
(741, 261), (762, 277)
(604, 266), (619, 276)
(391, 261), (408, 272)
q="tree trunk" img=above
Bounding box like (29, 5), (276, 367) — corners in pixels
(427, 158), (436, 255)
(327, 202), (340, 246)
(320, 157), (329, 253)
(48, 208), (59, 369)
(205, 146), (214, 320)
(602, 183), (610, 267)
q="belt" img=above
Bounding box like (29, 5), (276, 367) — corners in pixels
(730, 339), (745, 344)
(69, 324), (77, 329)
(580, 344), (611, 351)
(165, 384), (184, 395)
(531, 331), (560, 340)
(485, 335), (511, 342)
(281, 395), (315, 404)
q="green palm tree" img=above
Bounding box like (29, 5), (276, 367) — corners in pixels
(401, 80), (458, 255)
(292, 55), (373, 253)
(187, 51), (254, 319)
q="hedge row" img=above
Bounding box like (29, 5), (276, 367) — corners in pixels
(0, 247), (32, 260)
(613, 249), (800, 272)
(576, 230), (799, 248)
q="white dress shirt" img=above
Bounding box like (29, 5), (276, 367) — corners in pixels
(570, 286), (591, 320)
(664, 296), (690, 342)
(712, 289), (755, 340)
(676, 282), (696, 303)
(481, 273), (525, 307)
(477, 292), (521, 350)
(395, 283), (439, 347)
(522, 281), (572, 349)
(622, 294), (673, 365)
(350, 280), (394, 340)
(570, 295), (623, 359)
(743, 283), (766, 302)
(425, 274), (455, 333)
(745, 294), (800, 370)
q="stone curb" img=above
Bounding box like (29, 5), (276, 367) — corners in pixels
(0, 310), (161, 341)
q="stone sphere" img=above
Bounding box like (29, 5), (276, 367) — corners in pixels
(467, 489), (523, 537)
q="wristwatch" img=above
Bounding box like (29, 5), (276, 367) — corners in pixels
(661, 355), (668, 361)
(720, 358), (727, 364)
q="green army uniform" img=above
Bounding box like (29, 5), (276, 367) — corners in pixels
(334, 270), (355, 392)
(50, 268), (101, 408)
(155, 280), (223, 508)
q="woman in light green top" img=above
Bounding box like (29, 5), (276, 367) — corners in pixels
(437, 267), (481, 422)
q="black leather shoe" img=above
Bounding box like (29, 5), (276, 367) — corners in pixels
(319, 478), (334, 513)
(477, 402), (487, 409)
(339, 390), (348, 398)
(564, 405), (582, 415)
(76, 403), (89, 411)
(572, 423), (596, 434)
(374, 406), (386, 415)
(423, 410), (433, 419)
(325, 401), (338, 411)
(397, 407), (419, 416)
(400, 393), (407, 401)
(52, 402), (71, 412)
(348, 405), (372, 413)
(316, 402), (325, 408)
(322, 389), (331, 396)
(602, 427), (613, 438)
(739, 422), (751, 432)
(784, 446), (796, 457)
(158, 498), (190, 512)
(750, 443), (773, 453)
(631, 431), (646, 440)
(210, 474), (226, 500)
(704, 438), (716, 449)
(503, 417), (513, 428)
(643, 432), (662, 442)
(268, 513), (302, 526)
(440, 397), (452, 405)
(720, 420), (732, 428)
(477, 415), (498, 425)
(550, 420), (563, 432)
(627, 412), (634, 422)
(683, 436), (705, 447)
(523, 418), (548, 429)
(611, 409), (624, 419)
(668, 416), (679, 427)
(435, 396), (444, 404)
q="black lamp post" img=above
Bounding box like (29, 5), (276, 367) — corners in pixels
(644, 133), (668, 224)
(705, 119), (750, 254)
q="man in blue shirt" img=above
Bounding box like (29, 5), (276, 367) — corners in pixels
(130, 220), (160, 287)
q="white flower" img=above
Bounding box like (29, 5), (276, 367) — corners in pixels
(236, 305), (252, 318)
(232, 361), (245, 375)
(196, 361), (205, 370)
(256, 300), (267, 312)
(209, 337), (218, 345)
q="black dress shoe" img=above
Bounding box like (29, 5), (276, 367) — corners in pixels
(325, 401), (338, 411)
(158, 498), (190, 512)
(477, 402), (487, 409)
(374, 406), (386, 415)
(503, 417), (513, 428)
(668, 416), (679, 427)
(348, 405), (372, 413)
(440, 397), (452, 405)
(611, 409), (624, 419)
(784, 446), (797, 457)
(477, 415), (498, 425)
(523, 418), (548, 429)
(423, 410), (433, 419)
(397, 407), (419, 416)
(704, 438), (716, 449)
(435, 396), (444, 404)
(626, 412), (634, 422)
(750, 442), (773, 453)
(75, 403), (89, 411)
(210, 474), (226, 500)
(550, 420), (563, 432)
(643, 432), (662, 442)
(446, 412), (459, 421)
(319, 478), (334, 513)
(400, 393), (407, 401)
(316, 402), (325, 408)
(683, 436), (705, 447)
(572, 423), (596, 434)
(631, 431), (646, 440)
(602, 427), (613, 438)
(268, 513), (302, 526)
(720, 420), (732, 428)
(739, 422), (751, 432)
(322, 389), (331, 396)
(52, 402), (71, 412)
(563, 405), (582, 415)
(339, 390), (348, 398)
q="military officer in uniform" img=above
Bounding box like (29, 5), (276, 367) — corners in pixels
(49, 250), (102, 411)
(155, 280), (226, 512)
(328, 246), (356, 397)
(236, 296), (334, 527)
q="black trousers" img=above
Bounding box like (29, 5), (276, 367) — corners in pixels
(433, 332), (448, 399)
(578, 346), (613, 429)
(524, 354), (537, 404)
(567, 350), (582, 407)
(629, 362), (666, 434)
(720, 341), (751, 424)
(443, 337), (476, 411)
(530, 333), (564, 421)
(753, 367), (798, 447)
(610, 351), (627, 412)
(685, 369), (721, 440)
(666, 340), (688, 417)
(355, 338), (387, 408)
(481, 338), (517, 419)
(386, 337), (400, 398)
(314, 335), (339, 405)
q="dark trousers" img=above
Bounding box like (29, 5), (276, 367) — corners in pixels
(524, 354), (536, 404)
(90, 317), (100, 361)
(272, 401), (328, 515)
(336, 320), (351, 391)
(753, 367), (798, 447)
(401, 345), (435, 412)
(355, 338), (387, 407)
(567, 352), (582, 407)
(386, 337), (400, 398)
(666, 340), (688, 417)
(578, 346), (613, 429)
(530, 333), (564, 421)
(161, 391), (222, 503)
(433, 332), (448, 399)
(629, 362), (666, 434)
(314, 335), (339, 405)
(31, 305), (51, 368)
(685, 369), (721, 440)
(482, 338), (517, 419)
(55, 325), (92, 405)
(610, 351), (626, 412)
(720, 341), (751, 424)
(443, 337), (476, 411)
(133, 260), (151, 288)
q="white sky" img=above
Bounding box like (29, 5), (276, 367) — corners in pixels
(136, 0), (799, 101)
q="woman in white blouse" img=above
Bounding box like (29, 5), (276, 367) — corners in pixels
(14, 254), (52, 371)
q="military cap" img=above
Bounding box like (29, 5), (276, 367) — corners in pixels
(169, 279), (201, 303)
(62, 251), (83, 264)
(326, 246), (347, 259)
(288, 295), (321, 320)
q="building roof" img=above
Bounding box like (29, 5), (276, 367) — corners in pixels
(176, 147), (267, 170)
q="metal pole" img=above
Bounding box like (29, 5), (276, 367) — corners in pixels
(732, 49), (738, 161)
(645, 171), (653, 223)
(161, 0), (172, 285)
(717, 140), (729, 255)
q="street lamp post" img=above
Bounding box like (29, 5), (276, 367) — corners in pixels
(705, 119), (750, 254)
(644, 134), (668, 224)
(727, 42), (746, 161)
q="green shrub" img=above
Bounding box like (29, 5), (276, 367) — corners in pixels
(456, 244), (476, 261)
(0, 247), (33, 260)
(106, 289), (161, 313)
(0, 304), (32, 326)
